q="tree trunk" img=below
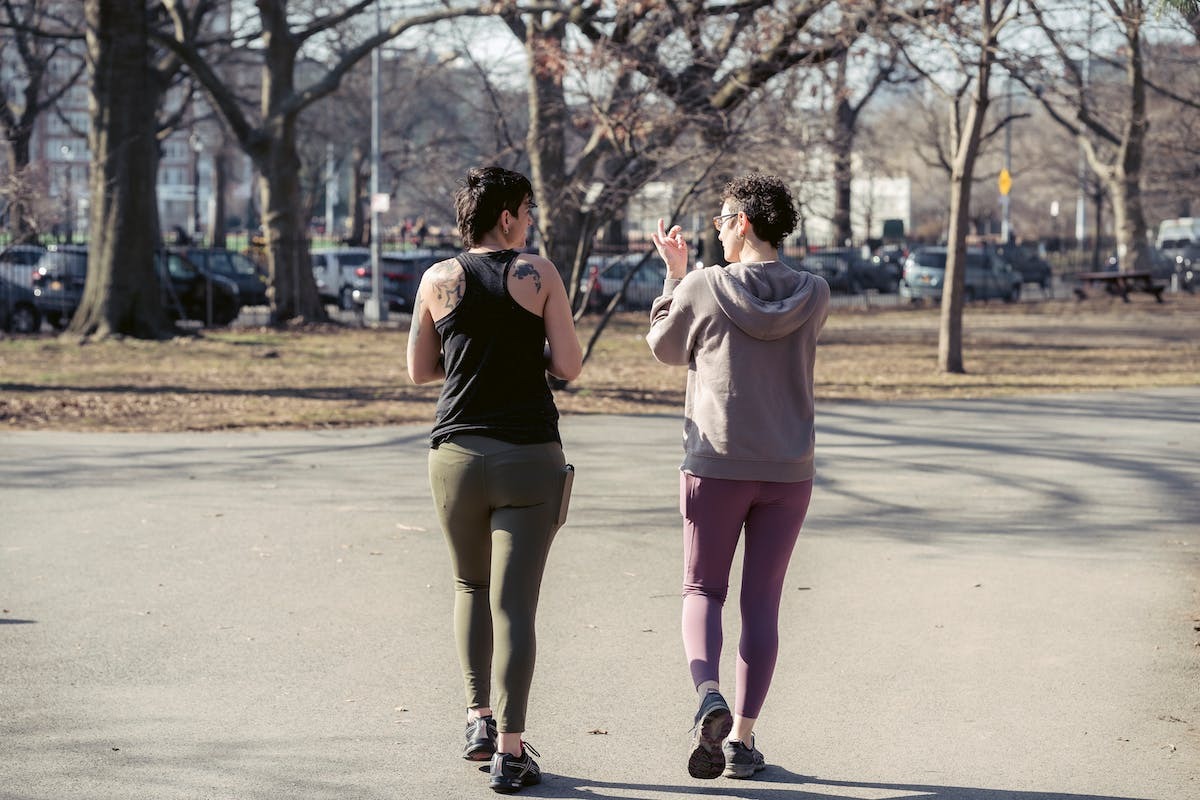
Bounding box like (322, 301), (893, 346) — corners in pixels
(1109, 16), (1151, 274)
(524, 14), (587, 296)
(70, 0), (170, 340)
(938, 46), (993, 373)
(832, 54), (855, 246)
(939, 170), (972, 373)
(5, 132), (37, 241)
(258, 127), (323, 322)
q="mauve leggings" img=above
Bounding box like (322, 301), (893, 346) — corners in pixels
(680, 472), (813, 719)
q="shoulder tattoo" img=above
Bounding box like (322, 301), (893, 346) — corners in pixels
(429, 261), (465, 311)
(512, 261), (543, 293)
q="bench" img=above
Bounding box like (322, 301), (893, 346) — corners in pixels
(1073, 270), (1166, 303)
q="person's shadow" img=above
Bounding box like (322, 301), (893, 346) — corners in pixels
(515, 766), (1154, 800)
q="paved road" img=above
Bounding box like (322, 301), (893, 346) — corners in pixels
(2, 389), (1197, 800)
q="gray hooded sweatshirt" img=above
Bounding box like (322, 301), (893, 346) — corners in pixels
(646, 261), (830, 482)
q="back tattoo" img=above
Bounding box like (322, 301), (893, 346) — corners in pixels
(429, 260), (466, 312)
(512, 262), (542, 293)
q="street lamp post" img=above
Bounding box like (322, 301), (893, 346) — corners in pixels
(364, 0), (387, 323)
(190, 132), (204, 243)
(59, 144), (74, 242)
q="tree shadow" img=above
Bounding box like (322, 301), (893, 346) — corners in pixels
(539, 767), (1158, 800)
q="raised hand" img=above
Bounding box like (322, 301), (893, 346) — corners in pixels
(651, 218), (690, 279)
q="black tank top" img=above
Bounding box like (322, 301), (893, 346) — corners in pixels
(430, 250), (560, 447)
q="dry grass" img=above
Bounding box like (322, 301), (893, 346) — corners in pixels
(1, 293), (1197, 432)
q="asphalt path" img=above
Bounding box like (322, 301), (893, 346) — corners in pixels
(2, 388), (1197, 800)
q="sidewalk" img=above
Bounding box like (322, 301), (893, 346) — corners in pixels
(1, 389), (1197, 800)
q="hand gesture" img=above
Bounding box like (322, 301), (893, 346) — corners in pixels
(651, 218), (689, 279)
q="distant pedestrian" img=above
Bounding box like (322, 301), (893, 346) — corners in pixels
(646, 174), (830, 780)
(407, 165), (582, 794)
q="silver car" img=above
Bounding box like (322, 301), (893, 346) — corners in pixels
(900, 246), (1021, 303)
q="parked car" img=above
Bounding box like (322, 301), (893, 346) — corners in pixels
(870, 245), (907, 284)
(174, 247), (269, 306)
(30, 245), (89, 328)
(310, 247), (371, 309)
(0, 244), (46, 333)
(579, 253), (665, 312)
(794, 247), (895, 293)
(900, 246), (1022, 303)
(157, 250), (242, 326)
(379, 249), (451, 311)
(995, 244), (1052, 291)
(29, 246), (241, 329)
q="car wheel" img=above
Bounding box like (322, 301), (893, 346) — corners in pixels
(46, 311), (67, 329)
(338, 286), (354, 310)
(963, 287), (975, 303)
(9, 303), (40, 334)
(1005, 284), (1021, 303)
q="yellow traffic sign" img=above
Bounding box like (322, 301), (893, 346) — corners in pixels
(998, 168), (1012, 196)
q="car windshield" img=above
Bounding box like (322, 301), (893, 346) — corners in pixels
(601, 257), (657, 279)
(911, 251), (947, 269)
(39, 252), (86, 276)
(203, 251), (260, 277)
(338, 252), (370, 268)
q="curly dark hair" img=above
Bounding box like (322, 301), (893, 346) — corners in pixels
(721, 174), (799, 249)
(454, 166), (533, 247)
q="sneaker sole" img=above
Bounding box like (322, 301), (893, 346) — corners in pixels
(489, 774), (541, 793)
(723, 760), (766, 779)
(464, 743), (496, 761)
(687, 705), (733, 779)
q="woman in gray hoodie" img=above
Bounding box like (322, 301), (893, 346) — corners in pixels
(646, 174), (830, 781)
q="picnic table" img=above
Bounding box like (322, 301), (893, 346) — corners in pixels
(1073, 270), (1166, 302)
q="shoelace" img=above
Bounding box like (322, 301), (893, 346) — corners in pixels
(518, 741), (540, 759)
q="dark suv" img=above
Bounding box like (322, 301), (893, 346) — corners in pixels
(30, 245), (89, 328)
(995, 244), (1052, 292)
(157, 250), (242, 326)
(1, 244), (46, 333)
(794, 247), (896, 293)
(173, 247), (269, 306)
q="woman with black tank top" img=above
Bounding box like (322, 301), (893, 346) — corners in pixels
(407, 166), (582, 794)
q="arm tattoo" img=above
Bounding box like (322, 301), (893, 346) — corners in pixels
(512, 262), (542, 293)
(430, 262), (465, 311)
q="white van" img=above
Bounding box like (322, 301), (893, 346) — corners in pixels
(1155, 217), (1200, 250)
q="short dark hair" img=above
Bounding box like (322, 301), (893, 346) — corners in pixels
(721, 174), (799, 249)
(454, 166), (533, 247)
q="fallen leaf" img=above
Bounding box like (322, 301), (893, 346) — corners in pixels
(588, 729), (608, 735)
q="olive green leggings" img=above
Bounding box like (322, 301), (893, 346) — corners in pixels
(428, 435), (566, 733)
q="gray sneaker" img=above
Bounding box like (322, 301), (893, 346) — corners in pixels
(722, 735), (766, 779)
(687, 690), (732, 779)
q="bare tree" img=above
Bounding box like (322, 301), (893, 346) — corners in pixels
(901, 0), (1018, 374)
(826, 44), (909, 245)
(155, 0), (507, 324)
(71, 0), (173, 338)
(0, 0), (85, 241)
(1012, 0), (1157, 273)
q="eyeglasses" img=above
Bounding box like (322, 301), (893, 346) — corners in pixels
(712, 212), (738, 231)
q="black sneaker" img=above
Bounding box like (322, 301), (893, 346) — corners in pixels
(462, 714), (498, 761)
(687, 690), (732, 779)
(722, 735), (766, 779)
(488, 742), (541, 793)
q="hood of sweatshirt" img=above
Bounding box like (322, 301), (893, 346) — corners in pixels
(701, 261), (829, 341)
